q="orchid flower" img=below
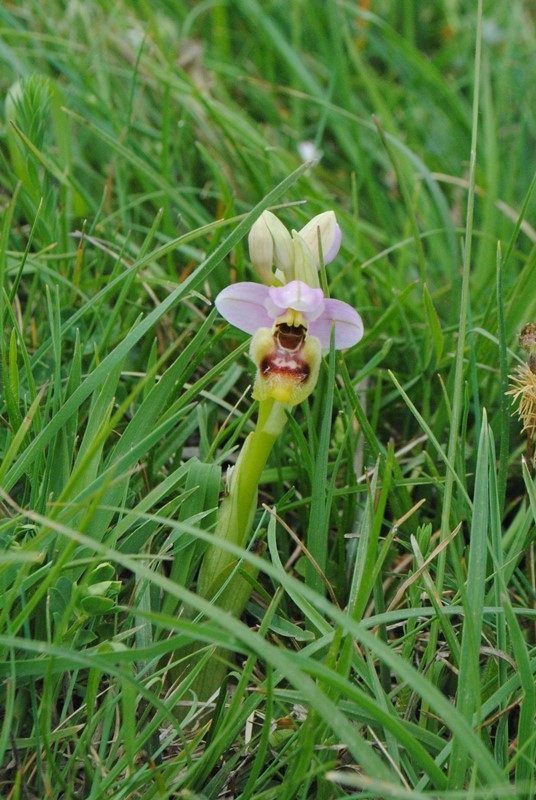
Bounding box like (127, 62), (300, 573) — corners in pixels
(215, 210), (364, 405)
(191, 209), (364, 700)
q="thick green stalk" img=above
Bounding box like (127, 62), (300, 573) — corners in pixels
(197, 398), (288, 602)
(186, 399), (288, 704)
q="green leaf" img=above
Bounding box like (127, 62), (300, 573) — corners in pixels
(423, 282), (444, 368)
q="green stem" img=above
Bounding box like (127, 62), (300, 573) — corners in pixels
(197, 398), (288, 602)
(183, 399), (288, 705)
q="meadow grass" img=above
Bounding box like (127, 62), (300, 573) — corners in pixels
(0, 1), (535, 798)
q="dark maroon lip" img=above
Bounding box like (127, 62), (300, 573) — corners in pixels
(258, 323), (311, 385)
(275, 322), (307, 352)
(260, 353), (311, 383)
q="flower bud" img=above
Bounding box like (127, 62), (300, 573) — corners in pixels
(291, 232), (320, 288)
(262, 211), (294, 274)
(298, 210), (342, 266)
(248, 211), (294, 284)
(248, 214), (274, 284)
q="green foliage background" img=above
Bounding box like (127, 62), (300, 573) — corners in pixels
(0, 1), (535, 798)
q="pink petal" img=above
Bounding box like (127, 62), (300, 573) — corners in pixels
(215, 282), (273, 334)
(267, 280), (325, 320)
(308, 298), (364, 349)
